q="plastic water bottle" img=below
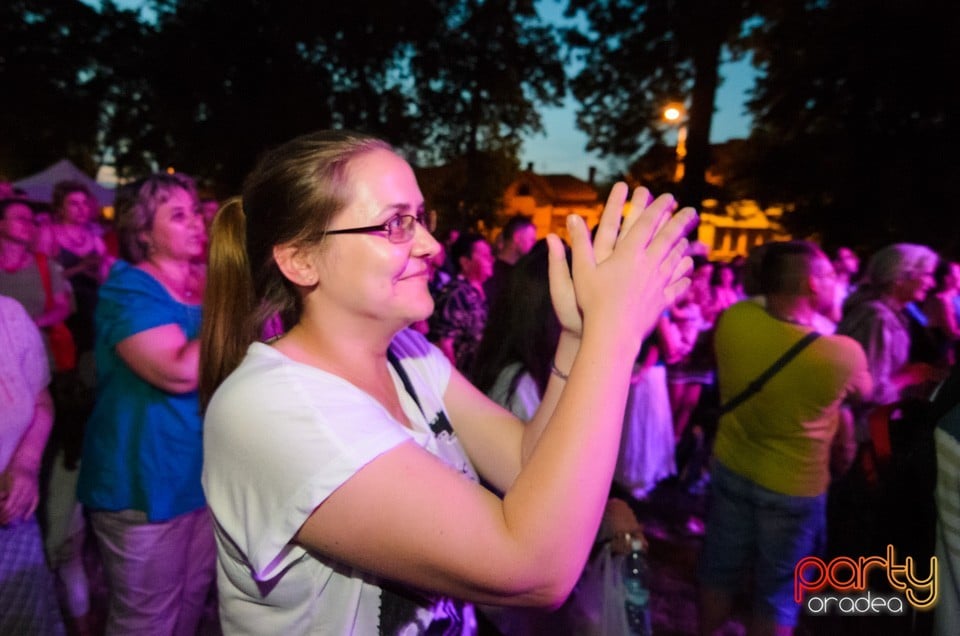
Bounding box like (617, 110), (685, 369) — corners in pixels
(623, 537), (652, 636)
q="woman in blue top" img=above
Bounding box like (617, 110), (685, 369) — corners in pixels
(77, 173), (214, 635)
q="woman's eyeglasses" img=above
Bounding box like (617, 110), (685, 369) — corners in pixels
(325, 211), (435, 244)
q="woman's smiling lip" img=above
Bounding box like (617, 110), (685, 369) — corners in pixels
(398, 269), (429, 281)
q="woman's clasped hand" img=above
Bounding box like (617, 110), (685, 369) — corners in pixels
(547, 181), (696, 347)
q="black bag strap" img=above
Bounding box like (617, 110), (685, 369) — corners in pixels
(386, 348), (425, 416)
(719, 331), (821, 416)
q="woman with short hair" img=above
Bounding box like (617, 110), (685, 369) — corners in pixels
(838, 243), (942, 411)
(77, 173), (213, 635)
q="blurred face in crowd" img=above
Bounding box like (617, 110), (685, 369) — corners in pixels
(717, 265), (735, 288)
(809, 254), (838, 315)
(692, 262), (713, 290)
(142, 187), (205, 263)
(511, 224), (537, 257)
(460, 239), (494, 285)
(0, 202), (37, 246)
(200, 199), (220, 228)
(60, 190), (91, 225)
(943, 262), (960, 292)
(834, 247), (859, 277)
(894, 264), (936, 304)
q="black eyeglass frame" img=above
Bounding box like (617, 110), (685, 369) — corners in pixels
(324, 211), (434, 243)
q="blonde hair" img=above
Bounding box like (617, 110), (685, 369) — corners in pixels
(199, 130), (393, 407)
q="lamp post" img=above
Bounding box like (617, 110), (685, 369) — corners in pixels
(663, 104), (687, 183)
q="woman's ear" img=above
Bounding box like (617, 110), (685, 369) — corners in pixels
(273, 243), (319, 287)
(137, 230), (152, 256)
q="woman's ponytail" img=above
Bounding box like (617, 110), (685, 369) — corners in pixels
(200, 197), (257, 409)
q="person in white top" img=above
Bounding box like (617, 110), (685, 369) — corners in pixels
(200, 130), (697, 634)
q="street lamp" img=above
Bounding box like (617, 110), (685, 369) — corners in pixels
(663, 104), (687, 183)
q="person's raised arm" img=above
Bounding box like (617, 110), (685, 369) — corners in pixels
(295, 185), (696, 606)
(443, 186), (693, 488)
(515, 186), (689, 462)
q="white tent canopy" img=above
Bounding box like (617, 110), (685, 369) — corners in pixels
(13, 159), (115, 208)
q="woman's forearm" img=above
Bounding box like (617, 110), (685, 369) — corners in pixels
(521, 330), (580, 463)
(501, 325), (636, 592)
(116, 328), (201, 394)
(162, 338), (201, 392)
(11, 389), (54, 474)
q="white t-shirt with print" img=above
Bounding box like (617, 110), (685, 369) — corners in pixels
(203, 329), (478, 635)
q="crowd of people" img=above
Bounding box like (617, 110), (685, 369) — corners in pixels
(1, 129), (959, 636)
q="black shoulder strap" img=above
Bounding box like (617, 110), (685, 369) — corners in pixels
(386, 348), (425, 416)
(719, 331), (821, 416)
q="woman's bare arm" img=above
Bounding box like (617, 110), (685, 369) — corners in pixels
(296, 187), (695, 606)
(116, 325), (200, 393)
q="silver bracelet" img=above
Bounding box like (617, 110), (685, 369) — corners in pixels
(550, 360), (570, 381)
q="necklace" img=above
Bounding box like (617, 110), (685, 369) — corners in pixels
(146, 262), (200, 301)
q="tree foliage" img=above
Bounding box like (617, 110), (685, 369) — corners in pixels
(3, 0), (564, 226)
(409, 0), (565, 227)
(566, 0), (958, 252)
(412, 0), (565, 161)
(565, 0), (753, 208)
(102, 0), (445, 193)
(733, 0), (960, 254)
(0, 0), (105, 177)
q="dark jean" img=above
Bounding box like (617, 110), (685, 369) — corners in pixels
(699, 461), (826, 627)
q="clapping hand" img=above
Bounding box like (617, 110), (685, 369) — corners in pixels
(546, 183), (697, 350)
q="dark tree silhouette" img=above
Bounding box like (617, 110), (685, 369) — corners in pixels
(733, 0), (960, 254)
(564, 0), (753, 209)
(0, 0), (106, 177)
(93, 0), (564, 224)
(100, 0), (445, 193)
(410, 0), (565, 229)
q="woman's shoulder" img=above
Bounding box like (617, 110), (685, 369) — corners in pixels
(100, 261), (163, 298)
(389, 328), (452, 386)
(216, 342), (313, 387)
(840, 295), (890, 324)
(213, 343), (385, 408)
(0, 295), (34, 332)
(206, 343), (412, 453)
(391, 327), (438, 357)
(103, 259), (140, 282)
(207, 345), (333, 428)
